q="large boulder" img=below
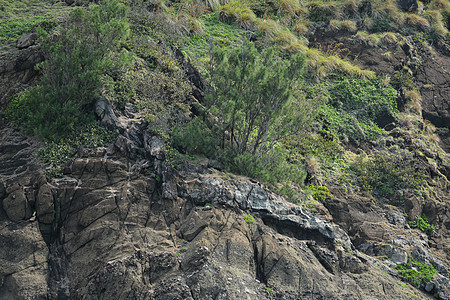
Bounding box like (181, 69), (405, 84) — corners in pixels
(16, 32), (38, 49)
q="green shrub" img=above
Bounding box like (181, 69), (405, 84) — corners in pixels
(243, 214), (255, 224)
(397, 260), (437, 287)
(173, 40), (310, 193)
(409, 215), (435, 233)
(7, 0), (132, 140)
(307, 185), (331, 201)
(330, 78), (398, 122)
(350, 150), (426, 197)
(135, 68), (192, 136)
(283, 133), (344, 165)
(39, 123), (116, 177)
(171, 117), (219, 158)
(231, 146), (307, 188)
(318, 77), (398, 141)
(205, 40), (305, 156)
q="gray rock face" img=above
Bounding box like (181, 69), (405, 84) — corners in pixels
(0, 126), (435, 300)
(16, 33), (38, 49)
(177, 170), (352, 248)
(0, 46), (43, 108)
(36, 184), (54, 224)
(0, 221), (49, 300)
(95, 97), (120, 130)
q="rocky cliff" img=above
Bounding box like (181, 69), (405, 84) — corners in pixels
(1, 0), (450, 299)
(0, 115), (442, 300)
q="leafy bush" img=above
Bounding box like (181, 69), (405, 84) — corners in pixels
(205, 40), (305, 156)
(409, 216), (435, 233)
(243, 214), (255, 224)
(318, 77), (398, 141)
(171, 117), (219, 158)
(231, 146), (307, 188)
(173, 41), (310, 194)
(307, 185), (331, 202)
(397, 260), (437, 287)
(350, 150), (426, 197)
(7, 0), (132, 140)
(135, 68), (192, 136)
(39, 123), (116, 177)
(283, 133), (344, 165)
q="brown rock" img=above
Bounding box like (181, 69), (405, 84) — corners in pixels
(0, 221), (49, 299)
(404, 196), (422, 221)
(2, 187), (32, 222)
(36, 184), (54, 224)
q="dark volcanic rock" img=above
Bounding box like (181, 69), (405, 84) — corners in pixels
(396, 0), (418, 11)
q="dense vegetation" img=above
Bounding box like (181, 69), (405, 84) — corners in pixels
(2, 2), (449, 298)
(7, 0), (132, 139)
(4, 0), (448, 207)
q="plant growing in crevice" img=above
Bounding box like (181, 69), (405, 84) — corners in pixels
(243, 214), (255, 224)
(409, 215), (435, 233)
(396, 259), (437, 287)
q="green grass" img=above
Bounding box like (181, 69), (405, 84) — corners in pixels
(183, 12), (245, 76)
(0, 0), (70, 46)
(317, 77), (397, 141)
(243, 214), (255, 224)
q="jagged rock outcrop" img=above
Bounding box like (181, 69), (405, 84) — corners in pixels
(0, 120), (442, 299)
(0, 44), (43, 110)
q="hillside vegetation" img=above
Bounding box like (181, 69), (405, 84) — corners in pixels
(1, 0), (450, 298)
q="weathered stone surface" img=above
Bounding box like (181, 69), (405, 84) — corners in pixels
(0, 221), (49, 300)
(36, 183), (54, 224)
(2, 186), (32, 222)
(95, 97), (120, 129)
(178, 170), (352, 248)
(0, 14), (449, 299)
(16, 33), (38, 49)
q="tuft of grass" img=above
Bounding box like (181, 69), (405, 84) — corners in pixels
(406, 13), (430, 29)
(306, 48), (375, 80)
(275, 0), (305, 17)
(429, 0), (450, 10)
(329, 19), (357, 32)
(354, 31), (382, 47)
(307, 1), (341, 22)
(294, 19), (310, 34)
(219, 1), (256, 29)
